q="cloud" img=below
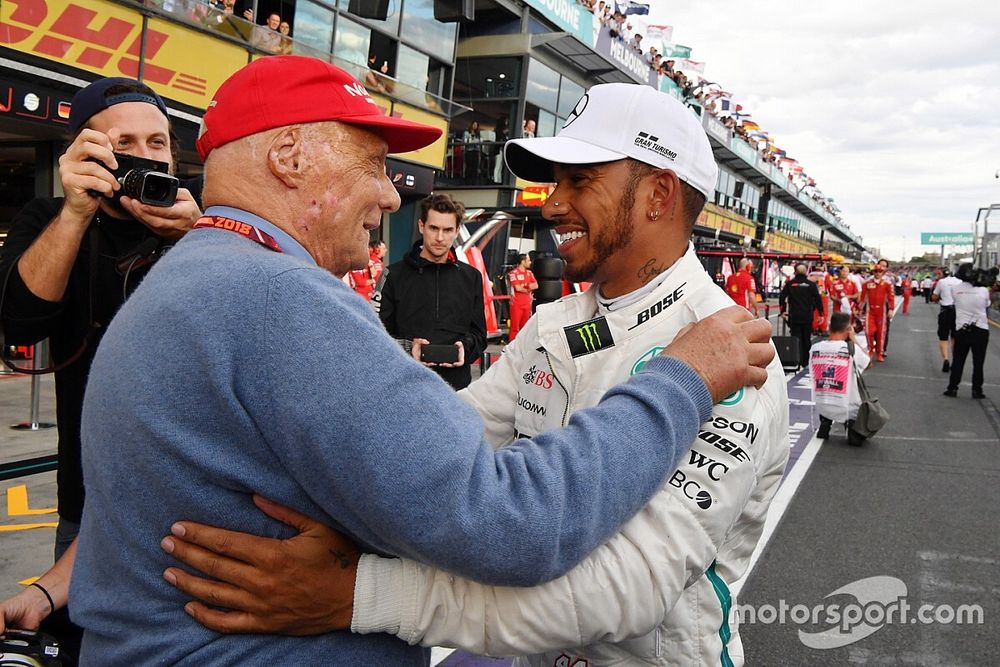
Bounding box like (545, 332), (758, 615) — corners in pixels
(650, 0), (1000, 259)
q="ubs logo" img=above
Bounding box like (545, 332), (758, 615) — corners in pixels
(522, 365), (554, 389)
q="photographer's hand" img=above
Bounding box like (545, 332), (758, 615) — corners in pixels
(121, 188), (201, 240)
(16, 129), (122, 302)
(437, 341), (465, 368)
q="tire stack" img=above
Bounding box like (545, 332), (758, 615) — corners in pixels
(532, 255), (565, 308)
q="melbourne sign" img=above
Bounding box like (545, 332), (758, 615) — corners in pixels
(921, 232), (974, 245)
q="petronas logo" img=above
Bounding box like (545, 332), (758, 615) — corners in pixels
(564, 316), (614, 358)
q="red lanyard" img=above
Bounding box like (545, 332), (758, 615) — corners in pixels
(193, 216), (283, 253)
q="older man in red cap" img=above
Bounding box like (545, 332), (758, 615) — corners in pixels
(0, 57), (775, 664)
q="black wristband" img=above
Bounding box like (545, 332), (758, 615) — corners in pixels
(30, 582), (55, 614)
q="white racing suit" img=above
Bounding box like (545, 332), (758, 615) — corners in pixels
(352, 244), (789, 666)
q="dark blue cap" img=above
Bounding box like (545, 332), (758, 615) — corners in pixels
(68, 77), (170, 132)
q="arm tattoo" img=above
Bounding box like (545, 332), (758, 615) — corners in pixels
(329, 549), (354, 569)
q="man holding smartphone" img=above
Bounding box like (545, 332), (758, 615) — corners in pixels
(376, 193), (486, 389)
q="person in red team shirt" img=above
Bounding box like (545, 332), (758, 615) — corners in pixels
(807, 262), (830, 332)
(369, 240), (387, 284)
(507, 253), (538, 341)
(858, 265), (895, 361)
(828, 268), (847, 314)
(901, 273), (913, 315)
(725, 258), (759, 317)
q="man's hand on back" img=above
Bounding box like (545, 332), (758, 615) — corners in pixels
(662, 305), (774, 402)
(161, 495), (359, 635)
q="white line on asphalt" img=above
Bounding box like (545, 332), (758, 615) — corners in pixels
(730, 433), (826, 599)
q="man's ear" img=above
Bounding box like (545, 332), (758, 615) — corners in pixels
(648, 168), (681, 220)
(267, 126), (303, 189)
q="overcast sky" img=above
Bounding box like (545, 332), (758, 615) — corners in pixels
(643, 0), (1000, 261)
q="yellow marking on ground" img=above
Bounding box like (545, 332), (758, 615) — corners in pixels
(18, 577), (39, 586)
(0, 522), (57, 532)
(989, 318), (1000, 330)
(6, 484), (57, 516)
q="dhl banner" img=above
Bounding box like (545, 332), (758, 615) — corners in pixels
(1, 0), (246, 109)
(0, 0), (449, 169)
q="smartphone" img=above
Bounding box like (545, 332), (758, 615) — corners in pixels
(420, 344), (459, 364)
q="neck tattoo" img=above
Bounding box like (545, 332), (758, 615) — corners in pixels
(638, 258), (668, 285)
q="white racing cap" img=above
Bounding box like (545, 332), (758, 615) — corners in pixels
(505, 83), (719, 200)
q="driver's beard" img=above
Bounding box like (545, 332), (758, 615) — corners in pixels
(563, 176), (640, 283)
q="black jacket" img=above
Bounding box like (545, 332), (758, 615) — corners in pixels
(377, 242), (486, 389)
(0, 198), (163, 521)
(779, 273), (824, 325)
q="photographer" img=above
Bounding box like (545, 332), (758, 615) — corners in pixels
(0, 77), (200, 562)
(943, 263), (994, 399)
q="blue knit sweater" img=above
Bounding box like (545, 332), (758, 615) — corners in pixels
(71, 207), (712, 665)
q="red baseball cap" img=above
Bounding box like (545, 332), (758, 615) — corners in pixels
(196, 56), (442, 160)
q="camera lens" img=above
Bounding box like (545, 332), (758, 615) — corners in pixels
(118, 169), (178, 207)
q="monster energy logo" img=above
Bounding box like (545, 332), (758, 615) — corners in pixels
(564, 316), (614, 357)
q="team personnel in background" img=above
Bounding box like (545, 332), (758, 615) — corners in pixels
(151, 82), (788, 667)
(829, 267), (857, 315)
(725, 257), (759, 317)
(807, 262), (830, 332)
(810, 312), (871, 447)
(933, 269), (962, 372)
(781, 263), (825, 367)
(369, 239), (386, 284)
(506, 252), (537, 341)
(944, 264), (990, 398)
(901, 273), (913, 315)
(0, 58), (776, 664)
(876, 259), (896, 352)
(858, 264), (894, 362)
(347, 259), (374, 301)
(378, 193), (486, 390)
(922, 274), (934, 303)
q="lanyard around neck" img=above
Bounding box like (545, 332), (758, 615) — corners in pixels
(193, 215), (283, 253)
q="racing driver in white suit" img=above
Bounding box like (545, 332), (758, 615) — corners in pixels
(161, 84), (790, 666)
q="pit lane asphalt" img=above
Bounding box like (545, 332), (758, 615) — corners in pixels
(740, 298), (1000, 666)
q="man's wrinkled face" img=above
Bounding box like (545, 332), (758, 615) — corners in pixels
(297, 122), (400, 275)
(541, 160), (645, 284)
(267, 13), (280, 29)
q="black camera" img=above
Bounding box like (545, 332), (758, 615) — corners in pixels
(89, 152), (178, 207)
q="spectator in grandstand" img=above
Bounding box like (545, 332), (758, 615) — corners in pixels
(630, 32), (643, 53)
(781, 263), (824, 367)
(810, 312), (870, 447)
(944, 263), (990, 398)
(377, 194), (485, 390)
(644, 45), (658, 65)
(0, 61), (774, 664)
(365, 51), (390, 93)
(277, 20), (293, 55)
(253, 12), (282, 53)
(522, 118), (536, 138)
(0, 76), (202, 656)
